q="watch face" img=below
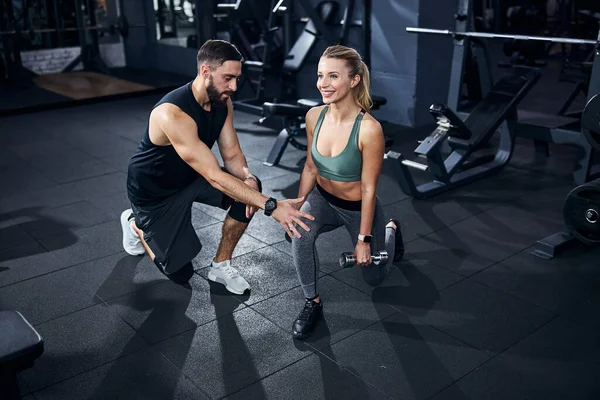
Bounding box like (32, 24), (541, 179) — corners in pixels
(364, 235), (372, 243)
(266, 198), (276, 210)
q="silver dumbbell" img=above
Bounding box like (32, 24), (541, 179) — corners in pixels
(339, 251), (389, 268)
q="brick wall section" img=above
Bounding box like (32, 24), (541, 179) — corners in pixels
(20, 43), (126, 75)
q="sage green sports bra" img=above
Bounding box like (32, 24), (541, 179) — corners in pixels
(311, 106), (365, 182)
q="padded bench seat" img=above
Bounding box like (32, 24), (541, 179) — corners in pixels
(1, 311), (44, 399)
(262, 101), (311, 118)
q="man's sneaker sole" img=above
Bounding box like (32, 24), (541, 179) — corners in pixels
(120, 210), (145, 256)
(207, 270), (248, 295)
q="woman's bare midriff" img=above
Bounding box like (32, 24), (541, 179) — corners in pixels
(316, 176), (362, 201)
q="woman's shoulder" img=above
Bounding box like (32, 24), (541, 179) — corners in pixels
(359, 112), (383, 135)
(305, 105), (328, 128)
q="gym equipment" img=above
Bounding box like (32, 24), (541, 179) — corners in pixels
(0, 13), (143, 39)
(0, 311), (44, 400)
(581, 92), (600, 149)
(339, 250), (388, 268)
(405, 27), (598, 46)
(563, 180), (600, 245)
(387, 68), (540, 199)
(215, 0), (284, 62)
(407, 0), (600, 188)
(532, 93), (600, 259)
(233, 0), (340, 116)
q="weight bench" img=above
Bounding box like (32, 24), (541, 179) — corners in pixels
(0, 311), (44, 400)
(262, 95), (388, 166)
(387, 67), (541, 199)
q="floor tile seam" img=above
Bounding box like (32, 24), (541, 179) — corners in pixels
(26, 299), (127, 329)
(152, 350), (216, 400)
(422, 312), (565, 400)
(53, 139), (128, 164)
(3, 149), (63, 185)
(24, 345), (154, 396)
(142, 307), (248, 349)
(193, 220), (237, 234)
(213, 351), (317, 400)
(378, 301), (495, 355)
(0, 249), (125, 290)
(321, 268), (517, 355)
(304, 312), (413, 398)
(44, 169), (126, 186)
(463, 270), (578, 315)
(403, 237), (534, 284)
(545, 303), (600, 331)
(6, 142), (117, 178)
(12, 208), (120, 243)
(0, 196), (109, 230)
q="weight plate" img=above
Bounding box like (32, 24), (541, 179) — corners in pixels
(563, 179), (600, 245)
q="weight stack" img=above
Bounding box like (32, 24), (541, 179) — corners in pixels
(563, 178), (600, 245)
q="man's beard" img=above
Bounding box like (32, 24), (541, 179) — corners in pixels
(207, 79), (230, 106)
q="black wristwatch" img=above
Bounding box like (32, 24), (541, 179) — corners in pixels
(358, 234), (373, 243)
(264, 197), (277, 216)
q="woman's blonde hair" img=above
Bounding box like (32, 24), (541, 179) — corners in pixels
(321, 45), (372, 113)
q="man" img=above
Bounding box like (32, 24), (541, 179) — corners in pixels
(121, 39), (314, 293)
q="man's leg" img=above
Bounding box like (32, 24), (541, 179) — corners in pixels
(213, 215), (248, 263)
(121, 182), (204, 285)
(195, 173), (263, 295)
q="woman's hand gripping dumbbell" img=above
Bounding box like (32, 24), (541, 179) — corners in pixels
(338, 251), (389, 268)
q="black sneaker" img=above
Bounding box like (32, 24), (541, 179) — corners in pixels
(292, 298), (323, 340)
(389, 219), (405, 262)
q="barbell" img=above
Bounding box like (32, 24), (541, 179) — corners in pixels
(406, 27), (598, 46)
(0, 15), (144, 39)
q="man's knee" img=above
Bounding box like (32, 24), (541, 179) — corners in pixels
(227, 175), (262, 223)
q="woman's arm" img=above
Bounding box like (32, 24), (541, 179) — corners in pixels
(355, 117), (385, 265)
(296, 107), (323, 209)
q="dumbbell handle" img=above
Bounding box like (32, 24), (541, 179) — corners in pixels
(339, 251), (389, 268)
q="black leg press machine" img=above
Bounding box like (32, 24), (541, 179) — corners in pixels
(0, 310), (44, 399)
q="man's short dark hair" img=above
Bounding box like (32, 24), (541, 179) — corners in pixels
(197, 40), (243, 71)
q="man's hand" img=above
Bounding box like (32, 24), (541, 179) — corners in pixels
(354, 241), (371, 267)
(271, 197), (315, 239)
(243, 177), (260, 219)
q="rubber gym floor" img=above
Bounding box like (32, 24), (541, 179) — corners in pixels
(2, 88), (600, 398)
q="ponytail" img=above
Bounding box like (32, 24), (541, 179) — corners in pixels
(355, 60), (373, 113)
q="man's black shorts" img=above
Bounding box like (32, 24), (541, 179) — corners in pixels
(130, 171), (262, 275)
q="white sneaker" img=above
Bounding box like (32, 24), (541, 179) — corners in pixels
(120, 209), (145, 256)
(207, 261), (250, 295)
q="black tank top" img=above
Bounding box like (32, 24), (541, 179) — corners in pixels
(127, 82), (228, 205)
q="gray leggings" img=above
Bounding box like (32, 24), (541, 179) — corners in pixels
(292, 184), (395, 299)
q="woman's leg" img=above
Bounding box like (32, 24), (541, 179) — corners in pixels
(291, 187), (342, 339)
(292, 187), (342, 299)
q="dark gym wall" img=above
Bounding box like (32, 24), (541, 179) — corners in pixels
(370, 0), (419, 126)
(122, 0), (199, 77)
(413, 0), (459, 126)
(121, 0), (158, 71)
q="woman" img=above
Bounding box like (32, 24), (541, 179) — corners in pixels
(289, 45), (404, 340)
